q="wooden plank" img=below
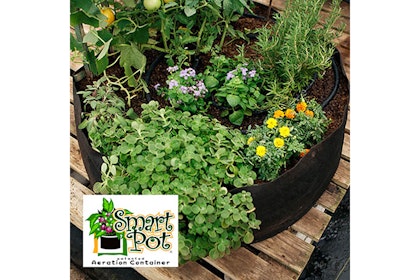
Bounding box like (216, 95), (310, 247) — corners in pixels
(70, 104), (76, 136)
(252, 230), (314, 274)
(332, 158), (350, 189)
(70, 52), (84, 73)
(70, 177), (94, 230)
(345, 109), (350, 134)
(133, 263), (220, 280)
(205, 247), (298, 280)
(341, 132), (350, 161)
(316, 182), (347, 213)
(70, 136), (89, 180)
(291, 208), (331, 242)
(70, 76), (74, 103)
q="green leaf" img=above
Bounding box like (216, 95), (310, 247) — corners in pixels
(97, 38), (113, 60)
(89, 223), (100, 235)
(195, 214), (205, 224)
(229, 110), (244, 126)
(243, 231), (254, 244)
(110, 155), (118, 165)
(119, 44), (147, 72)
(129, 27), (149, 44)
(204, 76), (219, 89)
(83, 30), (99, 44)
(70, 11), (99, 27)
(184, 6), (196, 17)
(226, 94), (241, 107)
(70, 33), (83, 51)
(122, 0), (136, 8)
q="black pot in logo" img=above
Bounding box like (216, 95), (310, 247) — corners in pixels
(100, 236), (120, 249)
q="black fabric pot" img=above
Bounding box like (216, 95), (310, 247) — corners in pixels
(72, 50), (349, 243)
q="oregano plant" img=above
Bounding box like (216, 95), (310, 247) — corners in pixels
(78, 82), (261, 263)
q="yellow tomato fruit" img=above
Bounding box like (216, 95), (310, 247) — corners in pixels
(101, 8), (115, 26)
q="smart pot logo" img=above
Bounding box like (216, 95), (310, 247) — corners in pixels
(83, 195), (178, 267)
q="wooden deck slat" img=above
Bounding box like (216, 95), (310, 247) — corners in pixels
(332, 158), (350, 189)
(345, 110), (350, 134)
(290, 208), (331, 242)
(252, 230), (314, 274)
(316, 182), (347, 213)
(70, 104), (76, 136)
(70, 136), (89, 180)
(205, 247), (298, 280)
(133, 262), (221, 280)
(70, 76), (74, 103)
(341, 133), (350, 161)
(70, 177), (94, 230)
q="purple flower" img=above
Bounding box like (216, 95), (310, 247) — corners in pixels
(98, 217), (106, 223)
(240, 67), (248, 76)
(168, 79), (179, 89)
(101, 224), (106, 230)
(180, 86), (189, 94)
(154, 83), (161, 90)
(167, 65), (179, 73)
(193, 90), (201, 97)
(180, 68), (196, 79)
(248, 69), (257, 78)
(106, 227), (113, 233)
(226, 70), (235, 80)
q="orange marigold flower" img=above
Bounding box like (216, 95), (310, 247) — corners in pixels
(300, 148), (310, 157)
(273, 110), (284, 118)
(296, 101), (307, 112)
(273, 138), (284, 148)
(256, 146), (267, 157)
(285, 108), (295, 119)
(305, 110), (314, 117)
(266, 118), (278, 129)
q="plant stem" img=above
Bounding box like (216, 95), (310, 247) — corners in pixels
(74, 24), (93, 80)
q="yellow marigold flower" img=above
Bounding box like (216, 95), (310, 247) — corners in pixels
(266, 118), (278, 129)
(305, 110), (314, 117)
(256, 146), (267, 157)
(247, 137), (255, 145)
(300, 148), (310, 157)
(285, 109), (295, 119)
(296, 101), (307, 112)
(273, 110), (284, 118)
(279, 126), (290, 137)
(273, 138), (284, 148)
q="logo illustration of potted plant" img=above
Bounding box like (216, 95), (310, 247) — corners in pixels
(86, 198), (131, 254)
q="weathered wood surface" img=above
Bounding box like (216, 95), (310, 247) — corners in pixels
(70, 0), (350, 278)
